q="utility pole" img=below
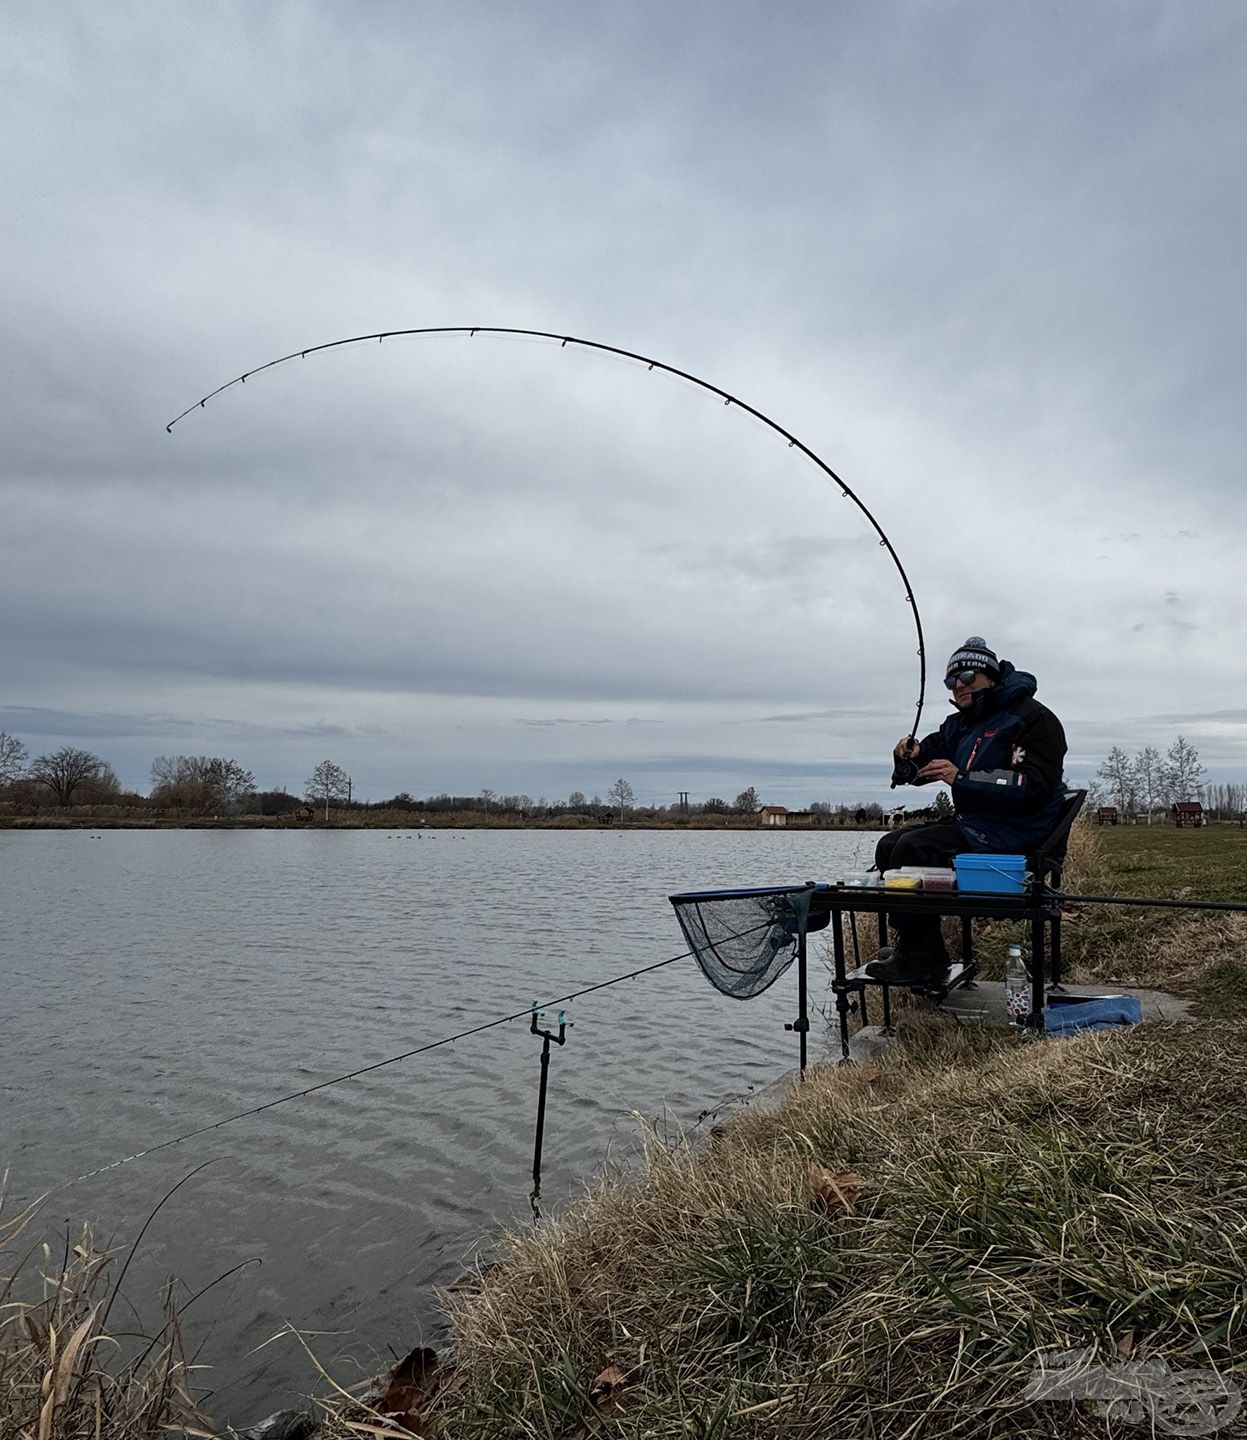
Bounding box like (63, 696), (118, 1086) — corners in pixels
(678, 790), (689, 816)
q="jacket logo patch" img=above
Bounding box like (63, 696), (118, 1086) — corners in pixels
(1012, 745), (1026, 765)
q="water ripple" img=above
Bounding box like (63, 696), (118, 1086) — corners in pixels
(1, 826), (879, 1422)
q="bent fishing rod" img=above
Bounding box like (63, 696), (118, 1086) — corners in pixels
(166, 325), (928, 750)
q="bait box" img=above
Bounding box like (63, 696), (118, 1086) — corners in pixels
(888, 866), (958, 891)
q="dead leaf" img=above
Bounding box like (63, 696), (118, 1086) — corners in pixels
(590, 1364), (628, 1413)
(1116, 1332), (1135, 1358)
(808, 1165), (864, 1216)
(357, 1345), (461, 1435)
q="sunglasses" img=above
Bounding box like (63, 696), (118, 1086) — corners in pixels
(944, 668), (985, 690)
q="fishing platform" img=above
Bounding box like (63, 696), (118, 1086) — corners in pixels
(670, 875), (1066, 1067)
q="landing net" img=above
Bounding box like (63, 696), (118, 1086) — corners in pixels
(669, 884), (816, 999)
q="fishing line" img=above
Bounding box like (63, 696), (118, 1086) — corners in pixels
(43, 922), (777, 1197)
(166, 326), (928, 743)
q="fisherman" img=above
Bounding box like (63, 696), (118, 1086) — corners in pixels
(866, 635), (1068, 985)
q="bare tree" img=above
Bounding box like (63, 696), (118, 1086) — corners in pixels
(1133, 746), (1163, 824)
(479, 787), (497, 816)
(150, 755), (256, 812)
(1097, 747), (1135, 813)
(29, 747), (112, 806)
(1163, 735), (1206, 804)
(0, 732), (28, 785)
(306, 760), (350, 820)
(607, 777), (634, 823)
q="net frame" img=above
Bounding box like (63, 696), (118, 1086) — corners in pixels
(668, 882), (822, 999)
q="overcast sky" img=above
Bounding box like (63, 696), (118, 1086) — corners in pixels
(3, 2), (1244, 807)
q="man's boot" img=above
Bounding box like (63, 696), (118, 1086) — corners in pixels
(865, 936), (951, 986)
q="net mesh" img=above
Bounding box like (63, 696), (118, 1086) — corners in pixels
(669, 884), (814, 999)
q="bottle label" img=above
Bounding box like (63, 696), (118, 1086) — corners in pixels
(1005, 985), (1032, 1020)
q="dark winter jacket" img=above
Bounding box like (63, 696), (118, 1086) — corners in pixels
(907, 662), (1068, 851)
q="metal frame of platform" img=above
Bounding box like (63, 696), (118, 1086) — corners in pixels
(807, 883), (1065, 1061)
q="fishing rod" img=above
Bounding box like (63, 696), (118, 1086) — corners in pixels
(1060, 892), (1247, 914)
(166, 326), (929, 746)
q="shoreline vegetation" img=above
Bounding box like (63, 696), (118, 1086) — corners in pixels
(0, 811), (882, 830)
(4, 823), (1245, 1437)
(6, 808), (1247, 835)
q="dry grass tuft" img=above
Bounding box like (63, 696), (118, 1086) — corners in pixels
(419, 1019), (1246, 1438)
(0, 1198), (215, 1439)
(1055, 815), (1102, 894)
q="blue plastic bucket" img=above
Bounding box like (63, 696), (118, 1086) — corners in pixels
(953, 853), (1029, 894)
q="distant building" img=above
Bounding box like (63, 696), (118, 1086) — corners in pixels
(760, 805), (788, 828)
(1171, 800), (1205, 828)
(1096, 806), (1119, 825)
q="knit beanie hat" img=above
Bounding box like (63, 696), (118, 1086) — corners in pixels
(945, 635), (1000, 680)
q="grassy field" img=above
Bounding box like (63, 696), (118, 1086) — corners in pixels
(1061, 822), (1247, 1017)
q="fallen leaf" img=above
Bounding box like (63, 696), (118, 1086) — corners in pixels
(1116, 1332), (1135, 1358)
(590, 1364), (628, 1413)
(808, 1165), (864, 1216)
(358, 1345), (461, 1435)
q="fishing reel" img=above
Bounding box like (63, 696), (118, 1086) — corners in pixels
(890, 753), (920, 788)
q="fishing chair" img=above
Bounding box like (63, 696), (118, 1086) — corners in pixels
(845, 788), (1089, 1024)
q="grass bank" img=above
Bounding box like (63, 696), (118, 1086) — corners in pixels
(401, 1019), (1244, 1438)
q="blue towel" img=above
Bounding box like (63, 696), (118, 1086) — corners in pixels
(1044, 995), (1144, 1034)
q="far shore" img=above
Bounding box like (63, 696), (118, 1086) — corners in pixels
(0, 813), (883, 832)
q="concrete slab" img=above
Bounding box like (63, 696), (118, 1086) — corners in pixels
(940, 980), (1193, 1026)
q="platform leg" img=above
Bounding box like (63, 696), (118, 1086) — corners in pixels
(832, 912), (851, 1061)
(1050, 913), (1064, 988)
(961, 914), (978, 986)
(797, 933), (809, 1077)
(1028, 916), (1046, 1032)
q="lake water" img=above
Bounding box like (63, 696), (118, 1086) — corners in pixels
(1, 826), (881, 1426)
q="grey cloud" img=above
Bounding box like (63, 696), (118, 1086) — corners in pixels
(4, 2), (1247, 799)
(0, 705), (382, 744)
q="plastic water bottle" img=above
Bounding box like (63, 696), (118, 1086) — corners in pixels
(1004, 944), (1031, 1024)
